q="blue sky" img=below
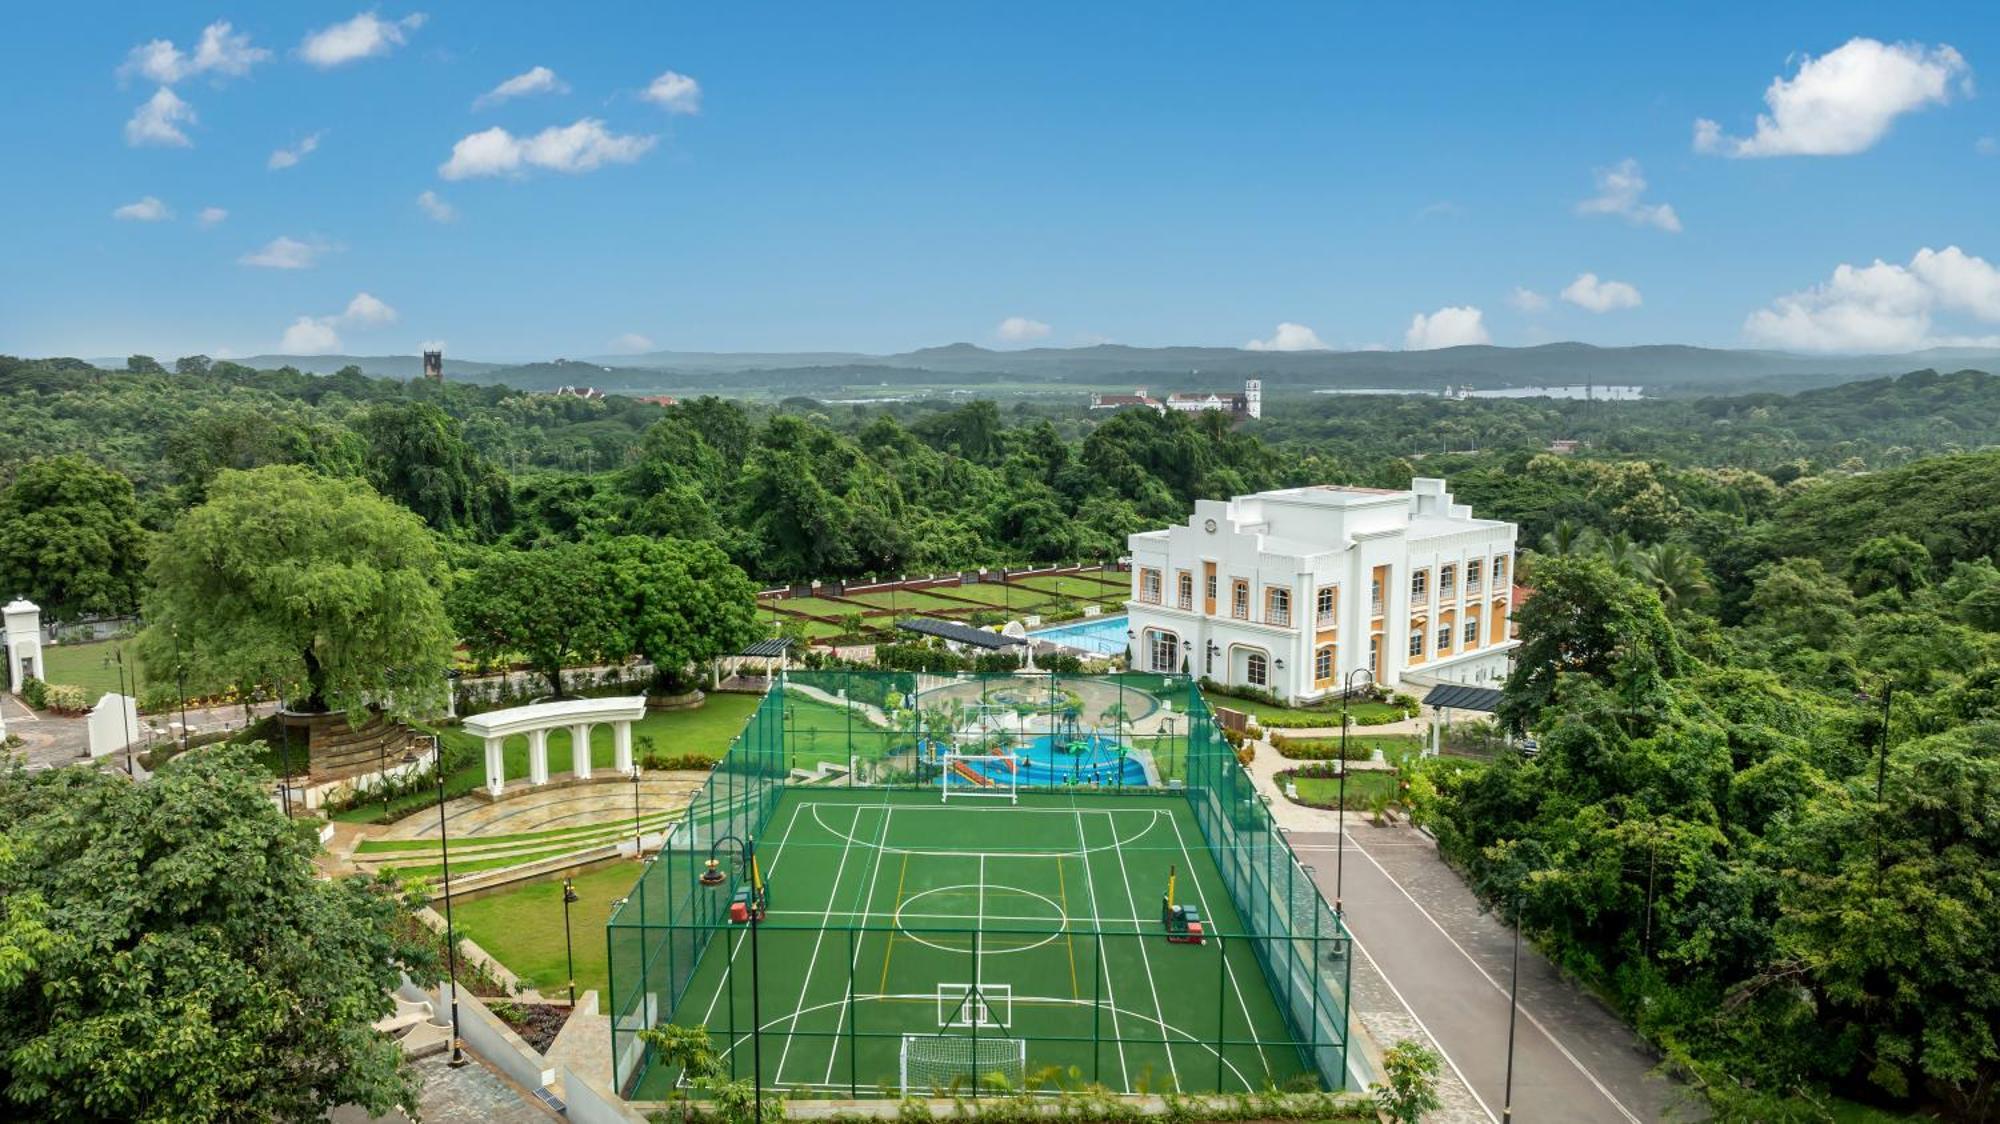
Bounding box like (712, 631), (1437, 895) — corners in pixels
(3, 1), (1997, 360)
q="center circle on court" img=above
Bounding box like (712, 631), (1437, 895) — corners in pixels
(895, 884), (1067, 954)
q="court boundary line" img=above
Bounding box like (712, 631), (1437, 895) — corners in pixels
(808, 801), (1164, 858)
(1071, 800), (1130, 1089)
(772, 800), (868, 1086)
(696, 800), (806, 1032)
(824, 803), (895, 1084)
(1102, 809), (1180, 1090)
(1164, 805), (1275, 1084)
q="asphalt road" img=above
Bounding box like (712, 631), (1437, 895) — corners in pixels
(1291, 824), (1696, 1123)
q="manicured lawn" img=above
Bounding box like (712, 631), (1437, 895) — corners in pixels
(1287, 769), (1401, 810)
(1012, 574), (1129, 601)
(37, 639), (147, 705)
(837, 589), (973, 613)
(1273, 733), (1425, 761)
(356, 811), (679, 854)
(449, 862), (640, 998)
(1205, 690), (1410, 727)
(331, 693), (759, 824)
(765, 596), (859, 618)
(935, 582), (1060, 610)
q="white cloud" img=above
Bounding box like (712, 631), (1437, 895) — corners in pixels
(1576, 158), (1681, 232)
(267, 132), (323, 170)
(1509, 287), (1549, 313)
(641, 70), (701, 114)
(995, 316), (1052, 342)
(299, 11), (426, 69)
(1695, 38), (1969, 157)
(239, 235), (326, 269)
(1560, 273), (1643, 313)
(1244, 322), (1328, 351)
(340, 292), (399, 327)
(438, 119), (658, 179)
(1416, 200), (1463, 221)
(113, 196), (172, 222)
(1404, 306), (1490, 350)
(281, 316), (341, 353)
(475, 65), (568, 109)
(120, 21), (268, 85)
(1744, 245), (2000, 351)
(125, 87), (195, 147)
(416, 189), (456, 222)
(280, 291), (400, 354)
(609, 332), (656, 353)
(197, 206), (228, 227)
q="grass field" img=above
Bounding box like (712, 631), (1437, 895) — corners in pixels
(1270, 734), (1424, 761)
(627, 789), (1331, 1099)
(331, 694), (761, 824)
(1285, 771), (1399, 810)
(452, 863), (639, 997)
(1011, 574), (1129, 602)
(837, 590), (978, 614)
(933, 583), (1061, 611)
(1204, 694), (1408, 728)
(38, 639), (147, 705)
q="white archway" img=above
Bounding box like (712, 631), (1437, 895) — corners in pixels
(461, 696), (648, 797)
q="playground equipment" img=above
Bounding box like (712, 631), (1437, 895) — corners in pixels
(707, 845), (768, 924)
(1162, 864), (1204, 944)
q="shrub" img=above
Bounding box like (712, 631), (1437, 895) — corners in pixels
(1270, 733), (1375, 761)
(1375, 1039), (1443, 1123)
(43, 683), (89, 714)
(19, 677), (49, 710)
(643, 751), (719, 771)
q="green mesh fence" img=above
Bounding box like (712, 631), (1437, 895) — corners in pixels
(606, 673), (1351, 1100)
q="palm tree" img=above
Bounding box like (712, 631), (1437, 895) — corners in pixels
(1637, 541), (1712, 611)
(1599, 531), (1639, 576)
(1538, 518), (1595, 557)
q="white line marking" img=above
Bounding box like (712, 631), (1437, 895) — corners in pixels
(772, 801), (867, 1085)
(1165, 807), (1273, 1082)
(1104, 809), (1180, 1090)
(697, 800), (805, 1031)
(808, 801), (1161, 857)
(824, 803), (894, 1084)
(1344, 831), (1642, 1123)
(1344, 925), (1496, 1122)
(1071, 800), (1130, 1089)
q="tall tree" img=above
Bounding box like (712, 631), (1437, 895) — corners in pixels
(353, 402), (509, 536)
(1499, 554), (1688, 731)
(449, 542), (619, 696)
(595, 537), (760, 692)
(0, 747), (429, 1121)
(140, 466), (453, 715)
(0, 455), (148, 621)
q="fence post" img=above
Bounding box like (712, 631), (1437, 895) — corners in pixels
(1092, 931), (1103, 1087)
(1215, 933), (1227, 1091)
(847, 923), (858, 1096)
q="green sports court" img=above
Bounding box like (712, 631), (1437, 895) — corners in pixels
(606, 673), (1353, 1102)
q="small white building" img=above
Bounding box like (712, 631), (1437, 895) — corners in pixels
(1124, 479), (1516, 702)
(4, 598), (45, 695)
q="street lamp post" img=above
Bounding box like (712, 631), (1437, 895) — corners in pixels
(700, 836), (763, 1124)
(1335, 666), (1374, 916)
(561, 875), (580, 1007)
(1502, 896), (1522, 1122)
(630, 765), (645, 858)
(410, 735), (466, 1067)
(105, 647), (136, 777)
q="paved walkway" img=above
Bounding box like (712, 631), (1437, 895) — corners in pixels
(3, 696), (276, 772)
(1237, 724), (1695, 1122)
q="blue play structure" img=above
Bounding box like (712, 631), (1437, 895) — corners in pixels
(931, 732), (1147, 787)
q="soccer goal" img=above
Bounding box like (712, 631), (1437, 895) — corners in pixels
(940, 751), (1018, 803)
(900, 1033), (1027, 1097)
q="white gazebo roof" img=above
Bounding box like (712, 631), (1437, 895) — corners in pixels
(461, 695), (648, 739)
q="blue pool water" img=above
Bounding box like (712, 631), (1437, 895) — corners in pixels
(935, 733), (1149, 787)
(1030, 614), (1129, 656)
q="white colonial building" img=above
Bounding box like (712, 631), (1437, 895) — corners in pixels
(1124, 479), (1517, 702)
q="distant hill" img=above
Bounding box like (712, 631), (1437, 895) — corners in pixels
(76, 342), (2000, 398)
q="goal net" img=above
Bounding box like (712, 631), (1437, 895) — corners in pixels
(940, 751), (1018, 803)
(900, 1034), (1027, 1097)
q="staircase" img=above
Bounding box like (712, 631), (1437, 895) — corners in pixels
(280, 711), (416, 783)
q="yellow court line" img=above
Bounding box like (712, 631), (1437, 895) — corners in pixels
(878, 852), (910, 993)
(1056, 853), (1080, 999)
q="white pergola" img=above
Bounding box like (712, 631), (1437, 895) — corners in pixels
(460, 695), (649, 797)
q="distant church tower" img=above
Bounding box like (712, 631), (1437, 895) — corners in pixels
(1243, 378), (1262, 419)
(422, 349), (444, 382)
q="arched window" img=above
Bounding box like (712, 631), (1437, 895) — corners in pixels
(1245, 651), (1269, 687)
(1314, 646), (1334, 682)
(1147, 629), (1179, 673)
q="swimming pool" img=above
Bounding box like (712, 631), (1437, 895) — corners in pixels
(934, 733), (1150, 787)
(1030, 614), (1129, 656)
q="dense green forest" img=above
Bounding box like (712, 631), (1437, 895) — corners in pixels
(5, 354), (2000, 1116)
